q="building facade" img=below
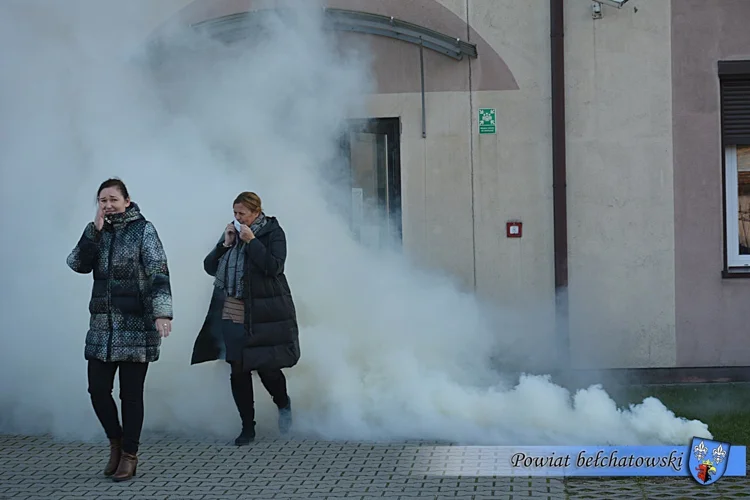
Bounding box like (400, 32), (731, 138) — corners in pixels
(147, 0), (750, 374)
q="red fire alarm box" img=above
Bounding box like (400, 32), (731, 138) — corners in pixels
(506, 221), (522, 238)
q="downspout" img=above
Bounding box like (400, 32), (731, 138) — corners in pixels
(550, 0), (570, 371)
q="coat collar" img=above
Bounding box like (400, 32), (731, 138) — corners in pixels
(252, 215), (278, 238)
(103, 202), (145, 229)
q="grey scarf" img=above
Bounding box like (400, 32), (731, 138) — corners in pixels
(214, 212), (268, 298)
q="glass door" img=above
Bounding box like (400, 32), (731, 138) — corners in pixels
(343, 118), (402, 250)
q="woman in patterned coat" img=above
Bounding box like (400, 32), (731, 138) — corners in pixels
(67, 178), (173, 482)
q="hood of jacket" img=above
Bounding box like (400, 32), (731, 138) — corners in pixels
(104, 202), (145, 229)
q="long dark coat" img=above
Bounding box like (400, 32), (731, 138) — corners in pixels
(190, 217), (300, 371)
(67, 202), (173, 363)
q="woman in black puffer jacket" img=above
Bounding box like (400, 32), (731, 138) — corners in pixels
(191, 191), (300, 446)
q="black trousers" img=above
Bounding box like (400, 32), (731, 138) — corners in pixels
(87, 359), (149, 454)
(229, 361), (289, 428)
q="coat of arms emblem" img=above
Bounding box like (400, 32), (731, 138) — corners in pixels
(689, 437), (730, 485)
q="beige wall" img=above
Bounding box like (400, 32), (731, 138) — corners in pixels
(364, 0), (558, 366)
(380, 0), (678, 369)
(468, 0), (557, 362)
(563, 0), (676, 369)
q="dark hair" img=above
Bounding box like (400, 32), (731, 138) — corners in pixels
(97, 178), (130, 200)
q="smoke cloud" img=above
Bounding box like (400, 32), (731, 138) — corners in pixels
(0, 0), (710, 446)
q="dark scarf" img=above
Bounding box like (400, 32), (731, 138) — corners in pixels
(214, 212), (268, 298)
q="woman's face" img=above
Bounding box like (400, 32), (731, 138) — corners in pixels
(234, 203), (259, 226)
(98, 187), (130, 215)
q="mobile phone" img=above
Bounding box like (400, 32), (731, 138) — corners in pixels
(233, 219), (242, 232)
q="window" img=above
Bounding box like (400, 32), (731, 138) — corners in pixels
(725, 145), (750, 267)
(719, 61), (750, 269)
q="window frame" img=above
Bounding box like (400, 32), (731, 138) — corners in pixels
(724, 145), (750, 269)
(719, 60), (750, 276)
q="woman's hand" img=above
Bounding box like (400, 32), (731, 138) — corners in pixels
(238, 224), (255, 242)
(155, 318), (172, 337)
(94, 207), (104, 231)
(224, 223), (237, 247)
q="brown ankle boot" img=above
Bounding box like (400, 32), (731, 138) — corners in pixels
(104, 438), (122, 476)
(111, 451), (137, 482)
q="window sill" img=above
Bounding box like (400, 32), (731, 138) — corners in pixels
(722, 267), (750, 279)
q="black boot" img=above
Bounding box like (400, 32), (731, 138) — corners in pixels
(278, 397), (292, 436)
(230, 371), (256, 446)
(234, 426), (256, 446)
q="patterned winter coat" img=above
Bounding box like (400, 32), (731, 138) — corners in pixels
(67, 203), (173, 363)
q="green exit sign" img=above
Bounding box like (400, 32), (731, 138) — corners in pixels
(479, 108), (496, 134)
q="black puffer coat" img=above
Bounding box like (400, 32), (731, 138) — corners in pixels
(190, 216), (300, 371)
(67, 203), (173, 363)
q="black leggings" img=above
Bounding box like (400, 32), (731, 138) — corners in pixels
(87, 359), (149, 454)
(229, 361), (289, 428)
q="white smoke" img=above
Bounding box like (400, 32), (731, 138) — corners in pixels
(0, 0), (711, 446)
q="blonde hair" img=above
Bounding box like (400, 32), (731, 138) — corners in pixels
(233, 191), (262, 213)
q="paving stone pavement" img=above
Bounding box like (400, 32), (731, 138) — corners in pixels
(1, 433), (748, 499)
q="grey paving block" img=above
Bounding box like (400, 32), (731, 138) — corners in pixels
(2, 434), (748, 500)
